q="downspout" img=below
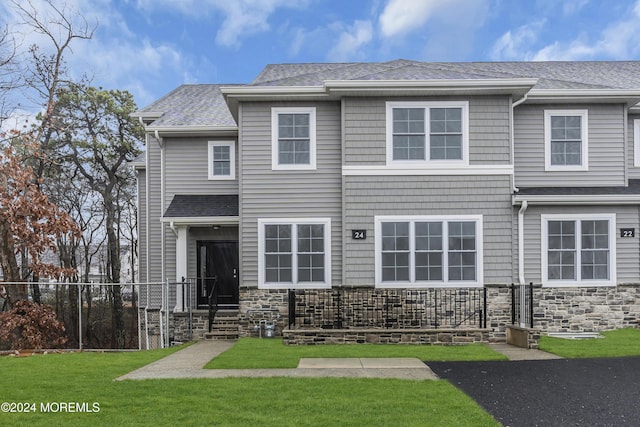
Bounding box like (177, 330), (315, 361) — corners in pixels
(518, 200), (528, 286)
(518, 200), (528, 328)
(169, 221), (178, 237)
(511, 93), (528, 193)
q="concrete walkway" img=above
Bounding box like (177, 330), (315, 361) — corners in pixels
(487, 343), (563, 360)
(116, 340), (561, 382)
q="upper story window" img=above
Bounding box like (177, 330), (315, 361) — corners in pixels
(541, 214), (616, 287)
(544, 110), (588, 171)
(271, 107), (316, 171)
(386, 101), (469, 165)
(374, 215), (483, 288)
(208, 141), (235, 180)
(258, 218), (331, 288)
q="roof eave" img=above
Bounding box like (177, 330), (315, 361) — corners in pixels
(527, 89), (640, 105)
(513, 194), (640, 205)
(145, 125), (238, 137)
(160, 216), (239, 225)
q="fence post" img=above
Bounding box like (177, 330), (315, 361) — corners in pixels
(529, 282), (534, 328)
(510, 283), (515, 325)
(483, 287), (487, 329)
(78, 284), (82, 351)
(287, 290), (295, 329)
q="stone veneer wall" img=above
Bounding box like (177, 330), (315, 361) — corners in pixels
(140, 285), (640, 347)
(238, 288), (289, 337)
(532, 285), (640, 332)
(283, 329), (489, 345)
(138, 309), (163, 350)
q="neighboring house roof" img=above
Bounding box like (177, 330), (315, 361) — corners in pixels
(163, 195), (239, 218)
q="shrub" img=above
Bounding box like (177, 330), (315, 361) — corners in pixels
(0, 300), (68, 350)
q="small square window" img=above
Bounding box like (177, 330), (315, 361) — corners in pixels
(208, 141), (235, 180)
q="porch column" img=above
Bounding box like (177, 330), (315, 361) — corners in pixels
(174, 225), (188, 312)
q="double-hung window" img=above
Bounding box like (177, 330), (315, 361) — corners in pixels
(208, 141), (235, 180)
(258, 218), (331, 288)
(542, 214), (615, 286)
(375, 216), (483, 287)
(386, 102), (469, 165)
(544, 110), (588, 171)
(271, 107), (316, 170)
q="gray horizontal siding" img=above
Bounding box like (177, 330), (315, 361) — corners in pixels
(147, 138), (163, 283)
(240, 101), (343, 287)
(343, 175), (513, 286)
(343, 96), (511, 166)
(520, 205), (640, 284)
(137, 168), (147, 283)
(628, 112), (640, 179)
(164, 137), (238, 203)
(514, 104), (625, 187)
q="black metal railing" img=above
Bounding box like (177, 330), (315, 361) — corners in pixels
(511, 282), (534, 328)
(207, 277), (218, 333)
(288, 287), (486, 329)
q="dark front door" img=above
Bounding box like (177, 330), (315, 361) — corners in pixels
(196, 241), (238, 308)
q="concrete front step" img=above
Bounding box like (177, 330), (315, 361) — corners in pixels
(205, 310), (240, 340)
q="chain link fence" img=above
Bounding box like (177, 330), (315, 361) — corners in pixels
(0, 281), (191, 351)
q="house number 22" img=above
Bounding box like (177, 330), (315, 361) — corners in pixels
(621, 228), (635, 238)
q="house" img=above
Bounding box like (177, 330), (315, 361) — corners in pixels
(132, 60), (640, 348)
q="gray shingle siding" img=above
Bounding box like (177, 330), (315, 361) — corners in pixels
(343, 96), (511, 166)
(343, 175), (513, 286)
(239, 101), (343, 288)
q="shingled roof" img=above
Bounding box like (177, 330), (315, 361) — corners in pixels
(251, 59), (640, 90)
(135, 60), (640, 130)
(164, 195), (239, 218)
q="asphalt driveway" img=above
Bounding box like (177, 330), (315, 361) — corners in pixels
(429, 357), (640, 427)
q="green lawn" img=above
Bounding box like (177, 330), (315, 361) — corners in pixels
(205, 338), (507, 369)
(0, 346), (499, 426)
(538, 327), (640, 358)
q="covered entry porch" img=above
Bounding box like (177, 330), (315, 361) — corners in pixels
(163, 194), (239, 312)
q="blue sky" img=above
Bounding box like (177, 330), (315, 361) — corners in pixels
(3, 0), (640, 111)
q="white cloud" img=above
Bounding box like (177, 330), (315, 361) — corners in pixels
(327, 20), (373, 62)
(490, 20), (546, 61)
(493, 0), (640, 61)
(379, 0), (443, 38)
(135, 0), (308, 48)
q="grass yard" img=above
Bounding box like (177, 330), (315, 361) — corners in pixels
(538, 327), (640, 358)
(205, 338), (507, 369)
(0, 346), (499, 426)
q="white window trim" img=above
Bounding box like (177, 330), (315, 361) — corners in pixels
(258, 218), (331, 289)
(541, 213), (616, 287)
(544, 109), (589, 172)
(271, 107), (317, 171)
(634, 119), (640, 168)
(385, 101), (470, 167)
(208, 141), (235, 180)
(374, 215), (483, 288)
